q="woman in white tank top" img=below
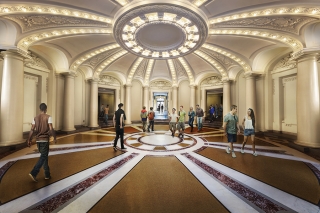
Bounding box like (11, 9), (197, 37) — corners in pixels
(241, 108), (257, 156)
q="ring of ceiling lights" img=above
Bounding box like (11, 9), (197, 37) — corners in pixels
(113, 4), (208, 59)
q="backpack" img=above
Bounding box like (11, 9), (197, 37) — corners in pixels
(148, 111), (154, 120)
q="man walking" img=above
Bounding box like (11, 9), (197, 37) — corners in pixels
(223, 105), (240, 158)
(104, 104), (109, 125)
(177, 106), (186, 138)
(140, 106), (148, 132)
(148, 107), (155, 132)
(28, 103), (56, 182)
(168, 108), (178, 137)
(196, 104), (204, 132)
(113, 103), (127, 150)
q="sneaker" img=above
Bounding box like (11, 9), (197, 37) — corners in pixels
(253, 152), (258, 157)
(148, 129), (150, 132)
(44, 176), (51, 180)
(226, 146), (230, 154)
(172, 133), (174, 137)
(178, 133), (182, 138)
(113, 146), (117, 151)
(232, 152), (236, 158)
(29, 173), (38, 182)
(241, 148), (244, 154)
(121, 147), (127, 150)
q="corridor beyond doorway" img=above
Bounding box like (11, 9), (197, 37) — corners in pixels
(153, 92), (168, 119)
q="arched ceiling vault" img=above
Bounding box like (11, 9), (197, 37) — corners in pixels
(1, 1), (320, 84)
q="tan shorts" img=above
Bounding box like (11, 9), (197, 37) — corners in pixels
(177, 122), (185, 130)
(169, 122), (177, 130)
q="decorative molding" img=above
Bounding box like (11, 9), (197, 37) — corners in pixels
(209, 6), (320, 24)
(272, 79), (275, 95)
(24, 53), (49, 70)
(82, 48), (121, 69)
(0, 4), (112, 23)
(24, 74), (38, 82)
(149, 80), (172, 90)
(4, 15), (111, 33)
(134, 59), (148, 78)
(212, 16), (317, 35)
(173, 59), (187, 78)
(200, 48), (234, 69)
(46, 77), (48, 93)
(201, 76), (223, 86)
(98, 75), (121, 86)
(282, 76), (296, 86)
(273, 55), (297, 71)
(209, 29), (303, 52)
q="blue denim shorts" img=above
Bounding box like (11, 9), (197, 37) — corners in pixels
(227, 133), (237, 143)
(244, 129), (255, 136)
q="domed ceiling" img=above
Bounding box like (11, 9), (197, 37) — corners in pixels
(1, 0), (319, 85)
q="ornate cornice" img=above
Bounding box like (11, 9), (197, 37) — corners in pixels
(201, 76), (223, 86)
(273, 55), (297, 71)
(149, 80), (172, 89)
(24, 52), (49, 70)
(211, 16), (317, 35)
(99, 75), (121, 86)
(4, 15), (111, 33)
(134, 58), (148, 78)
(173, 59), (187, 79)
(199, 48), (235, 69)
(81, 48), (122, 69)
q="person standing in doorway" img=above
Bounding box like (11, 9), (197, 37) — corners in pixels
(161, 104), (164, 113)
(113, 103), (127, 151)
(223, 105), (240, 158)
(148, 107), (155, 132)
(104, 104), (109, 125)
(188, 107), (195, 132)
(100, 104), (105, 118)
(196, 104), (204, 132)
(140, 106), (148, 132)
(241, 108), (257, 156)
(168, 108), (178, 137)
(177, 106), (186, 138)
(28, 103), (56, 182)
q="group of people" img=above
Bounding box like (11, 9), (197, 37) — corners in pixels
(208, 104), (223, 122)
(27, 101), (256, 182)
(100, 104), (109, 125)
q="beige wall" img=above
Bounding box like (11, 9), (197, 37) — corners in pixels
(206, 94), (221, 111)
(23, 74), (38, 132)
(55, 74), (65, 130)
(130, 80), (143, 121)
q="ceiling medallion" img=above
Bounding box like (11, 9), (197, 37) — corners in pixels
(114, 4), (207, 59)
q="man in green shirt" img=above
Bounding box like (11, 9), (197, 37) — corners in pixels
(223, 105), (240, 158)
(177, 106), (186, 139)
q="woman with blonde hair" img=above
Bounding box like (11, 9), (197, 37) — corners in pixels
(241, 108), (257, 156)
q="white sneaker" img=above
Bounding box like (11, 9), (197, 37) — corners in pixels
(226, 146), (230, 154)
(232, 152), (236, 158)
(240, 148), (244, 154)
(253, 152), (258, 156)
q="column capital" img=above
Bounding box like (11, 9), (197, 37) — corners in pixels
(125, 84), (132, 88)
(61, 71), (77, 78)
(143, 86), (149, 89)
(1, 50), (25, 61)
(290, 48), (320, 61)
(88, 78), (99, 83)
(244, 72), (260, 79)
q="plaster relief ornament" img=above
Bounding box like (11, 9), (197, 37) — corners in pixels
(99, 75), (121, 86)
(150, 80), (172, 89)
(5, 15), (109, 32)
(212, 16), (317, 35)
(201, 76), (223, 86)
(113, 4), (207, 59)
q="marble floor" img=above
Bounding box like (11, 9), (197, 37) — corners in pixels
(0, 125), (319, 213)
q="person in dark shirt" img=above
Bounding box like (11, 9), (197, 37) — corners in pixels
(113, 103), (127, 151)
(28, 103), (56, 182)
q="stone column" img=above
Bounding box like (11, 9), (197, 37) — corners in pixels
(62, 72), (76, 131)
(223, 80), (231, 116)
(143, 86), (149, 109)
(201, 88), (206, 118)
(172, 86), (178, 109)
(244, 73), (257, 113)
(89, 79), (99, 128)
(0, 50), (24, 146)
(295, 53), (320, 147)
(190, 85), (195, 109)
(125, 84), (132, 124)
